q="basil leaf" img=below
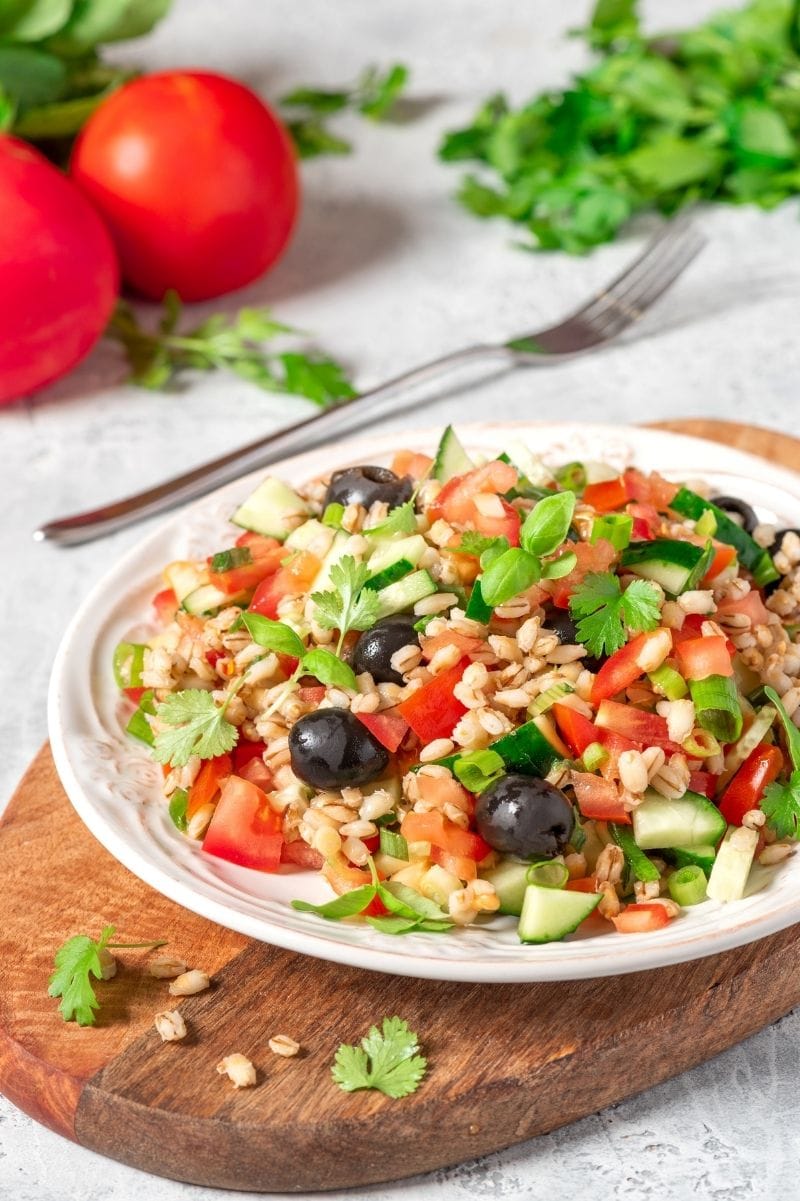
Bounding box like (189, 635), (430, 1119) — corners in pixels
(291, 885), (376, 920)
(540, 550), (578, 580)
(480, 547), (541, 607)
(381, 881), (450, 920)
(301, 647), (357, 691)
(520, 491), (576, 558)
(242, 613), (305, 658)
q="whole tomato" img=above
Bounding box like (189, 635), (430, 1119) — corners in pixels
(0, 137), (119, 406)
(70, 71), (300, 301)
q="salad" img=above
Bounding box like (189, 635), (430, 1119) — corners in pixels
(114, 427), (800, 945)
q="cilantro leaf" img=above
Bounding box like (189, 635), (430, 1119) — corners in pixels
(311, 556), (380, 652)
(48, 925), (115, 1027)
(364, 500), (417, 538)
(762, 772), (800, 841)
(569, 572), (661, 657)
(332, 1017), (427, 1098)
(453, 531), (507, 559)
(153, 689), (239, 767)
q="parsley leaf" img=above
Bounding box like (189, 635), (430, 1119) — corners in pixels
(332, 1016), (427, 1098)
(762, 773), (800, 841)
(153, 689), (239, 768)
(311, 556), (380, 652)
(281, 63), (409, 159)
(569, 572), (661, 657)
(453, 530), (507, 559)
(48, 926), (166, 1026)
(364, 500), (417, 538)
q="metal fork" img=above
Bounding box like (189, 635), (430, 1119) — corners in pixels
(35, 218), (704, 547)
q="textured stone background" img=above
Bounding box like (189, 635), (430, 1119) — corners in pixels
(2, 1), (800, 1197)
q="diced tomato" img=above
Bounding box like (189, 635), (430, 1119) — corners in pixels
(321, 854), (386, 908)
(597, 729), (639, 781)
(249, 550), (321, 620)
(440, 547), (482, 585)
(391, 449), (434, 480)
(549, 538), (617, 607)
(583, 476), (628, 513)
(298, 684), (326, 703)
(719, 743), (784, 826)
(231, 741), (272, 791)
(565, 875), (611, 930)
(624, 469), (679, 511)
(570, 772), (631, 823)
(419, 629), (485, 660)
(401, 810), (492, 861)
(152, 587), (178, 623)
(277, 654), (300, 678)
(202, 774), (282, 871)
(671, 614), (734, 656)
(702, 543), (737, 584)
(206, 648), (225, 669)
(209, 543), (286, 596)
(416, 771), (473, 815)
(281, 839), (324, 870)
(595, 699), (670, 746)
(361, 894), (390, 917)
(689, 770), (717, 799)
(716, 589), (770, 627)
(627, 502), (660, 541)
(124, 686), (146, 704)
(591, 628), (673, 704)
(611, 903), (672, 933)
(235, 531), (284, 556)
(187, 753), (232, 818)
(232, 740), (266, 773)
(355, 708), (409, 752)
(565, 876), (599, 892)
(675, 635), (733, 681)
(431, 845), (478, 881)
(552, 703), (601, 757)
(429, 462), (520, 543)
(397, 658), (470, 741)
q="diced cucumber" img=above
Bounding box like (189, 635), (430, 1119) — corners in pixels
(285, 518), (336, 559)
(231, 476), (309, 540)
(632, 789), (727, 850)
(706, 825), (758, 902)
(621, 539), (707, 596)
(670, 487), (780, 588)
(481, 859), (531, 916)
(433, 425), (474, 482)
(610, 823), (661, 883)
(182, 583), (242, 616)
(518, 883), (600, 944)
(163, 560), (207, 605)
(719, 704), (777, 788)
(503, 439), (554, 487)
(310, 530), (352, 593)
(366, 534), (426, 577)
(491, 719), (561, 776)
(672, 845), (716, 875)
(373, 571), (437, 620)
(364, 558), (415, 591)
(465, 578), (492, 623)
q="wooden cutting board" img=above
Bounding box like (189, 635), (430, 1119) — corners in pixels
(2, 418), (799, 1195)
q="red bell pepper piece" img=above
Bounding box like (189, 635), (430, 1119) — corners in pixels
(595, 699), (671, 745)
(552, 702), (601, 757)
(355, 708), (409, 752)
(591, 629), (672, 704)
(397, 658), (470, 742)
(583, 477), (628, 513)
(719, 743), (784, 826)
(675, 635), (733, 681)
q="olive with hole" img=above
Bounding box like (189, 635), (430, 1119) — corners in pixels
(769, 528), (800, 557)
(543, 605), (602, 672)
(288, 708), (389, 790)
(324, 465), (413, 512)
(710, 495), (759, 534)
(351, 613), (420, 685)
(474, 773), (574, 859)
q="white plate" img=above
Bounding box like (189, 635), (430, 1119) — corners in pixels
(48, 422), (800, 983)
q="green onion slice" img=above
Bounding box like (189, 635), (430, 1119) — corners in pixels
(126, 689), (156, 746)
(582, 741), (609, 772)
(526, 860), (569, 889)
(690, 674), (743, 743)
(648, 664), (688, 700)
(591, 513), (633, 551)
(113, 641), (147, 690)
(169, 788), (189, 833)
(667, 864), (707, 906)
(379, 828), (409, 861)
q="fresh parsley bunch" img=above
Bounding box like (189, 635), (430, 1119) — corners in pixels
(476, 490), (578, 608)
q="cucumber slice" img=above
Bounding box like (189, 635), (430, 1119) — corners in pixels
(670, 487), (779, 588)
(163, 560), (207, 605)
(231, 477), (309, 540)
(465, 578), (492, 623)
(310, 530), (352, 593)
(706, 825), (758, 902)
(503, 439), (554, 487)
(632, 789), (727, 850)
(284, 518), (336, 559)
(373, 571), (437, 620)
(366, 534), (426, 577)
(364, 558), (415, 591)
(621, 539), (706, 595)
(433, 425), (474, 482)
(182, 583), (243, 616)
(481, 859), (531, 916)
(491, 719), (561, 776)
(671, 844), (716, 875)
(518, 883), (600, 944)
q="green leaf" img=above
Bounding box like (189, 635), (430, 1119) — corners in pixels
(453, 748), (506, 794)
(48, 925), (115, 1026)
(280, 86), (351, 114)
(0, 0), (71, 42)
(0, 45), (65, 109)
(762, 772), (800, 840)
(727, 99), (796, 166)
(152, 689), (239, 768)
(569, 571), (661, 658)
(365, 500), (417, 538)
(358, 63), (408, 120)
(520, 491), (576, 558)
(311, 555), (381, 646)
(764, 687), (800, 771)
(332, 1016), (427, 1098)
(624, 137), (725, 193)
(48, 0), (172, 53)
(380, 882), (450, 921)
(588, 0), (639, 46)
(241, 613), (305, 659)
(540, 550), (578, 580)
(479, 547), (541, 607)
(286, 117), (352, 159)
(365, 914), (421, 934)
(291, 886), (377, 920)
(13, 87), (116, 137)
(454, 531), (508, 559)
(301, 647), (357, 691)
(277, 352), (356, 407)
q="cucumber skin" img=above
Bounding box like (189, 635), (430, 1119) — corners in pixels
(670, 487), (779, 587)
(433, 425), (473, 483)
(632, 790), (727, 850)
(518, 884), (600, 944)
(364, 558), (414, 592)
(672, 845), (716, 875)
(621, 538), (703, 595)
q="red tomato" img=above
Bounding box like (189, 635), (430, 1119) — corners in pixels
(70, 72), (299, 301)
(719, 743), (783, 826)
(571, 771), (631, 823)
(595, 700), (671, 746)
(552, 703), (601, 757)
(549, 539), (617, 607)
(611, 903), (672, 933)
(298, 684), (326, 703)
(281, 839), (324, 870)
(209, 542), (286, 596)
(187, 753), (232, 818)
(583, 477), (628, 513)
(689, 770), (717, 799)
(591, 629), (672, 703)
(397, 658), (470, 742)
(391, 450), (434, 480)
(419, 630), (485, 660)
(430, 845), (478, 881)
(124, 686), (146, 704)
(202, 775), (283, 871)
(624, 469), (679, 511)
(249, 551), (321, 619)
(702, 543), (737, 583)
(152, 588), (178, 623)
(716, 590), (770, 627)
(322, 855), (381, 900)
(429, 462), (520, 542)
(355, 709), (409, 752)
(0, 137), (118, 405)
(627, 502), (660, 541)
(232, 740), (271, 788)
(597, 729), (640, 782)
(401, 810), (492, 861)
(675, 635), (733, 681)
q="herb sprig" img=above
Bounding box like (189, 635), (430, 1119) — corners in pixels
(292, 860), (454, 936)
(332, 1016), (427, 1098)
(476, 491), (577, 608)
(152, 688), (241, 768)
(310, 556), (381, 654)
(49, 926), (166, 1026)
(281, 64), (409, 159)
(569, 571), (661, 657)
(242, 611), (359, 692)
(761, 686), (800, 839)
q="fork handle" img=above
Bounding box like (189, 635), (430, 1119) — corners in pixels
(35, 343), (511, 547)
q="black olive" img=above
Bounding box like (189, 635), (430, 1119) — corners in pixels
(289, 708), (389, 790)
(474, 773), (574, 859)
(769, 528), (800, 557)
(709, 495), (759, 535)
(543, 605), (603, 672)
(324, 465), (413, 512)
(351, 614), (420, 685)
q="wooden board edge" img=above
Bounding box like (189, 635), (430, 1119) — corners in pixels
(0, 1026), (81, 1141)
